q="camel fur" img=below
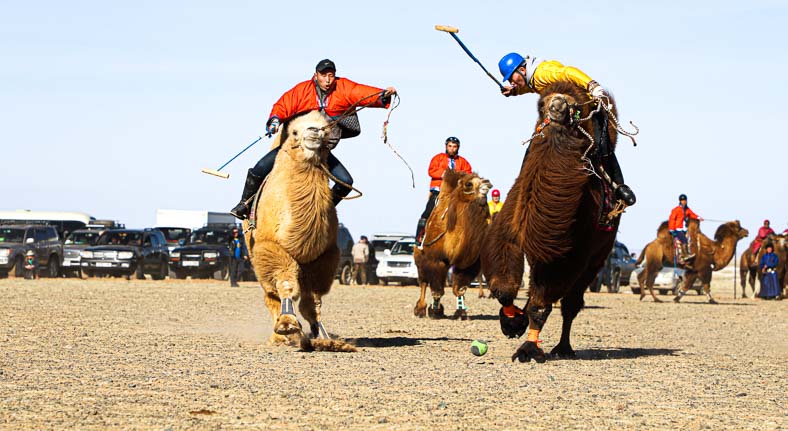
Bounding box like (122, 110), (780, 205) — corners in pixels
(414, 170), (492, 320)
(244, 110), (355, 352)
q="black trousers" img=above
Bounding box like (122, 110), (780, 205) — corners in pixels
(420, 190), (440, 220)
(229, 258), (245, 285)
(252, 147), (354, 202)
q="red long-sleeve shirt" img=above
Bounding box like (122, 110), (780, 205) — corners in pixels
(428, 153), (472, 190)
(668, 205), (700, 231)
(268, 77), (389, 123)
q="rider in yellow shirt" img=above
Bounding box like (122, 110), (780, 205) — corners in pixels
(498, 53), (635, 206)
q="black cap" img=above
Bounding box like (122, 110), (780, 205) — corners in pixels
(446, 136), (460, 145)
(315, 59), (336, 73)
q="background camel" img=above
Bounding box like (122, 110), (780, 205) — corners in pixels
(244, 110), (354, 352)
(739, 234), (787, 298)
(482, 81), (622, 363)
(414, 170), (491, 320)
(740, 233), (788, 298)
(636, 219), (748, 303)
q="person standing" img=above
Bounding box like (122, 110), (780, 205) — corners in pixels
(351, 236), (370, 285)
(759, 244), (781, 299)
(228, 227), (249, 287)
(415, 136), (473, 241)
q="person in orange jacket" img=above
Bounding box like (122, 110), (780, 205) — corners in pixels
(231, 59), (397, 219)
(668, 194), (703, 262)
(415, 136), (472, 241)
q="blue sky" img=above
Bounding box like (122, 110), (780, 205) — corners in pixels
(2, 1), (786, 250)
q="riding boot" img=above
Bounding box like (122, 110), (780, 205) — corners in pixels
(605, 153), (636, 206)
(230, 169), (264, 220)
(681, 243), (695, 261)
(415, 217), (427, 242)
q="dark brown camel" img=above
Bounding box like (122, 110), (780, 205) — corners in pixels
(481, 81), (623, 363)
(414, 170), (492, 320)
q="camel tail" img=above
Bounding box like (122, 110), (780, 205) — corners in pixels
(635, 247), (647, 266)
(309, 339), (357, 352)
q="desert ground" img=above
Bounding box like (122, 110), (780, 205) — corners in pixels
(1, 271), (785, 430)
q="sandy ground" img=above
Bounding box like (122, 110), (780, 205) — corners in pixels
(1, 275), (785, 430)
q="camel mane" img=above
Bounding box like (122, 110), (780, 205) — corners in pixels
(517, 81), (593, 264)
(714, 221), (741, 242)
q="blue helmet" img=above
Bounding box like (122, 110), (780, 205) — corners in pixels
(498, 52), (525, 82)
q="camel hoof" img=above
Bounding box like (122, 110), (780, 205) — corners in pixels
(268, 333), (290, 346)
(499, 306), (527, 338)
(639, 295), (645, 301)
(414, 305), (427, 318)
(427, 303), (445, 319)
(673, 296), (682, 303)
(708, 298), (718, 305)
(452, 308), (470, 321)
(274, 313), (301, 335)
(512, 341), (546, 363)
(654, 297), (664, 303)
(550, 344), (576, 359)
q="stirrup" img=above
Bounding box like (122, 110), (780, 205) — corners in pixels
(230, 202), (249, 220)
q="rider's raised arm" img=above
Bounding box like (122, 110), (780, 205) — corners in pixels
(337, 78), (391, 109)
(268, 80), (313, 124)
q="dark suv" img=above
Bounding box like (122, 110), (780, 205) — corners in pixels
(80, 229), (169, 279)
(0, 225), (63, 278)
(169, 225), (236, 280)
(589, 241), (637, 293)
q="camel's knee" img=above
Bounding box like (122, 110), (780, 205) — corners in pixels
(526, 303), (553, 331)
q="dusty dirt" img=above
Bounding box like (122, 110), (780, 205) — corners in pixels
(1, 276), (785, 430)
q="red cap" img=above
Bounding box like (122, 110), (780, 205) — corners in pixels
(491, 189), (500, 197)
(764, 219), (770, 224)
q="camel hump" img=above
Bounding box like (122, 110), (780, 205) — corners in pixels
(439, 169), (471, 195)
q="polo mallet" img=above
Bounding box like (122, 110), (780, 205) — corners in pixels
(201, 135), (265, 179)
(434, 25), (504, 91)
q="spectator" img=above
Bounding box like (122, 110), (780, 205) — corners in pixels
(23, 250), (38, 280)
(759, 244), (780, 300)
(351, 236), (370, 285)
(228, 227), (249, 287)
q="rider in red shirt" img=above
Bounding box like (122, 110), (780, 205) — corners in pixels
(231, 59), (396, 219)
(415, 136), (472, 241)
(751, 219), (775, 255)
(668, 194), (703, 261)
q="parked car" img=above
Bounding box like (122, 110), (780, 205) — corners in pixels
(0, 225), (63, 278)
(169, 224), (237, 280)
(630, 267), (704, 296)
(61, 228), (106, 277)
(335, 223), (356, 285)
(589, 241), (638, 293)
(370, 233), (409, 261)
(80, 229), (169, 279)
(156, 227), (192, 254)
(376, 237), (418, 286)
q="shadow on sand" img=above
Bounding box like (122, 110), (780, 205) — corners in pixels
(567, 347), (681, 360)
(350, 336), (473, 348)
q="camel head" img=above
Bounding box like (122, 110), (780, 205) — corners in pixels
(542, 92), (580, 126)
(441, 170), (492, 204)
(714, 220), (749, 243)
(280, 111), (330, 163)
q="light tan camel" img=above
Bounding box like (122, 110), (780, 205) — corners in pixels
(414, 170), (491, 320)
(636, 219), (748, 303)
(245, 110), (354, 352)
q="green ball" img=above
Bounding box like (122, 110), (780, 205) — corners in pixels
(470, 340), (488, 356)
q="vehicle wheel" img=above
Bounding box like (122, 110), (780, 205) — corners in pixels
(339, 263), (352, 285)
(631, 287), (641, 295)
(214, 266), (228, 281)
(152, 260), (167, 280)
(82, 269), (93, 278)
(47, 255), (60, 278)
(173, 270), (186, 280)
(608, 270), (621, 293)
(13, 256), (25, 278)
(658, 289), (670, 295)
(380, 277), (388, 286)
(589, 275), (602, 293)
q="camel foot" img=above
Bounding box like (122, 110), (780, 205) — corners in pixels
(267, 333), (290, 346)
(741, 294), (747, 299)
(550, 343), (576, 359)
(499, 306), (527, 338)
(512, 341), (546, 363)
(310, 321), (329, 339)
(452, 308), (470, 321)
(639, 294), (645, 301)
(427, 303), (445, 319)
(654, 297), (663, 303)
(274, 313), (301, 335)
(708, 298), (718, 305)
(673, 296), (682, 303)
(414, 304), (427, 318)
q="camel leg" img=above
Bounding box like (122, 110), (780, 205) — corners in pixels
(551, 284), (585, 358)
(451, 260), (480, 321)
(674, 271), (698, 303)
(482, 227), (527, 338)
(427, 262), (448, 319)
(263, 291), (289, 346)
(512, 286), (551, 364)
(639, 267), (662, 303)
(700, 275), (717, 304)
(478, 274), (486, 298)
(298, 246), (339, 338)
(747, 269), (757, 298)
(739, 265), (749, 298)
(414, 279), (429, 317)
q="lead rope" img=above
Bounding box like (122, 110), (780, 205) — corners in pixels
(380, 94), (415, 188)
